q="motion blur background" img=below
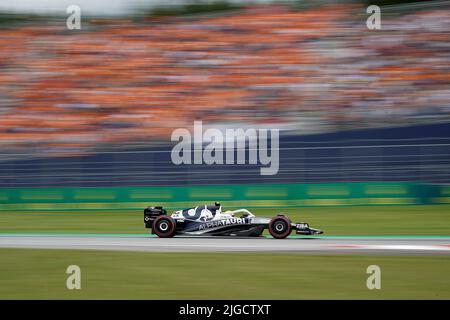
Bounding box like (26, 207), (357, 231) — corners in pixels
(0, 0), (449, 209)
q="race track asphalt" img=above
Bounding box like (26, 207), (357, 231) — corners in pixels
(0, 234), (449, 255)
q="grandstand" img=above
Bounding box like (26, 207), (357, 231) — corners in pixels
(1, 3), (449, 159)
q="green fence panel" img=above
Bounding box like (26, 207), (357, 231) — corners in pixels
(0, 182), (448, 212)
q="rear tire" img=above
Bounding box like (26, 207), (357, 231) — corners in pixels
(152, 216), (176, 238)
(268, 216), (292, 239)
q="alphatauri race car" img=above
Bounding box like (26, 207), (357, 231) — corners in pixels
(144, 202), (323, 239)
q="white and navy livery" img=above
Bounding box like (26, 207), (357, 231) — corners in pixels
(144, 202), (323, 239)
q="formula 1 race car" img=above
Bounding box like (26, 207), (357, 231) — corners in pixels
(144, 202), (323, 239)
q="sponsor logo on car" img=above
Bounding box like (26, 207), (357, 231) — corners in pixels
(198, 217), (247, 230)
(296, 223), (309, 230)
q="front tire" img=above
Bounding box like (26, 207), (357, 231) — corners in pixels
(268, 216), (292, 239)
(152, 216), (177, 238)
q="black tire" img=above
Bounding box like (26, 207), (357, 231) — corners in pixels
(268, 216), (292, 239)
(152, 216), (177, 238)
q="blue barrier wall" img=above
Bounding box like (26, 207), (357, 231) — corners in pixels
(1, 122), (449, 187)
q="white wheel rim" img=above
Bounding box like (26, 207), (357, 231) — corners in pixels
(275, 223), (284, 232)
(159, 221), (169, 231)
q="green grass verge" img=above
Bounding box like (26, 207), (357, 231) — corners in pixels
(1, 205), (449, 236)
(0, 248), (448, 299)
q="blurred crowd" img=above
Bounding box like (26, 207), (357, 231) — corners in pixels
(0, 4), (449, 157)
